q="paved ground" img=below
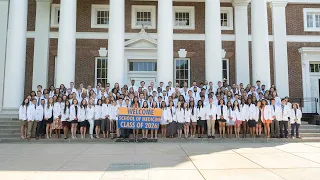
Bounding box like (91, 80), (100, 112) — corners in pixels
(0, 142), (320, 180)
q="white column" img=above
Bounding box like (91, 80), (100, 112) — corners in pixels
(157, 0), (174, 84)
(205, 0), (222, 83)
(251, 0), (271, 88)
(271, 1), (289, 97)
(233, 0), (250, 85)
(56, 0), (77, 87)
(108, 0), (125, 86)
(0, 0), (9, 109)
(3, 0), (28, 108)
(32, 0), (52, 90)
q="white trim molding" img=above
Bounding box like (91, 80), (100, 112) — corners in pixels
(220, 7), (234, 30)
(91, 4), (110, 29)
(50, 4), (60, 28)
(131, 5), (156, 29)
(173, 6), (195, 30)
(303, 8), (320, 32)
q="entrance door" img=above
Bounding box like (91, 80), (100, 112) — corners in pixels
(310, 76), (320, 113)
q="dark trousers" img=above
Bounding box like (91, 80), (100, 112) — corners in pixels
(36, 121), (45, 137)
(291, 123), (300, 137)
(271, 119), (279, 137)
(121, 128), (129, 138)
(279, 121), (288, 138)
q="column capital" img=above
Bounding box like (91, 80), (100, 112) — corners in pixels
(232, 0), (250, 7)
(270, 1), (288, 8)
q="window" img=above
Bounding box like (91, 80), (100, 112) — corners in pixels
(223, 59), (229, 83)
(129, 62), (157, 71)
(304, 8), (320, 32)
(51, 4), (60, 28)
(220, 7), (233, 30)
(132, 5), (156, 29)
(175, 58), (190, 87)
(310, 63), (320, 73)
(173, 6), (195, 30)
(91, 5), (110, 28)
(95, 57), (108, 86)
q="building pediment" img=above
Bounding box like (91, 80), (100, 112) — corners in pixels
(125, 29), (157, 49)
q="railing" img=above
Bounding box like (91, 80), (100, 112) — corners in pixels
(290, 97), (319, 115)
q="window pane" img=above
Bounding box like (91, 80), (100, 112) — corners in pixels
(129, 62), (133, 71)
(223, 70), (228, 80)
(315, 64), (319, 72)
(307, 14), (314, 28)
(310, 64), (315, 72)
(223, 60), (227, 69)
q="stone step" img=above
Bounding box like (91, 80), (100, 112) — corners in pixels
(0, 128), (20, 134)
(0, 121), (21, 126)
(300, 133), (320, 137)
(0, 114), (18, 119)
(298, 129), (320, 133)
(298, 125), (320, 129)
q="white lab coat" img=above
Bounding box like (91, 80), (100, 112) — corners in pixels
(44, 105), (53, 119)
(240, 104), (249, 121)
(35, 105), (44, 121)
(19, 105), (28, 121)
(269, 104), (277, 120)
(275, 105), (290, 121)
(102, 104), (111, 119)
(78, 106), (87, 122)
(161, 108), (168, 125)
(61, 107), (70, 122)
(94, 105), (103, 119)
(27, 104), (37, 121)
(110, 105), (119, 120)
(263, 105), (272, 120)
(216, 105), (228, 120)
(70, 105), (78, 121)
(190, 107), (197, 122)
(290, 108), (302, 124)
(248, 104), (256, 120)
(196, 107), (207, 120)
(233, 108), (242, 121)
(86, 105), (95, 120)
(184, 109), (191, 123)
(253, 107), (262, 122)
(53, 102), (63, 119)
(176, 108), (185, 123)
(167, 107), (176, 122)
(206, 104), (217, 120)
(226, 107), (235, 124)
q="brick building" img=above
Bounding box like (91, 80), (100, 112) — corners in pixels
(0, 0), (320, 112)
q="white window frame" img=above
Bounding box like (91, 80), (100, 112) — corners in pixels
(173, 6), (195, 30)
(50, 4), (60, 28)
(91, 4), (110, 29)
(174, 58), (191, 87)
(303, 8), (320, 32)
(95, 57), (108, 87)
(220, 7), (234, 31)
(222, 58), (229, 84)
(131, 5), (156, 29)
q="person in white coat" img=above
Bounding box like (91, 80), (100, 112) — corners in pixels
(53, 97), (63, 138)
(141, 101), (149, 139)
(207, 97), (217, 139)
(44, 98), (54, 139)
(240, 99), (249, 138)
(160, 101), (168, 138)
(183, 102), (191, 138)
(70, 99), (79, 139)
(35, 99), (45, 139)
(176, 101), (184, 139)
(101, 98), (111, 138)
(27, 99), (38, 139)
(290, 103), (302, 139)
(189, 101), (197, 138)
(110, 100), (119, 138)
(261, 99), (272, 138)
(79, 99), (88, 139)
(233, 100), (242, 138)
(196, 100), (207, 138)
(19, 98), (29, 139)
(276, 98), (290, 138)
(217, 99), (228, 138)
(254, 101), (263, 138)
(61, 100), (71, 139)
(94, 99), (103, 138)
(270, 99), (279, 138)
(86, 98), (95, 139)
(247, 98), (257, 138)
(167, 101), (176, 138)
(226, 101), (234, 138)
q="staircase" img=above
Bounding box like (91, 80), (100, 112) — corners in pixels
(1, 110), (320, 142)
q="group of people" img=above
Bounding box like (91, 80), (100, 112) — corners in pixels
(18, 80), (302, 140)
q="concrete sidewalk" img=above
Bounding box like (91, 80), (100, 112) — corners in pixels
(0, 142), (320, 180)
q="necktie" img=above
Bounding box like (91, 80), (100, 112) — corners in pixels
(210, 104), (212, 109)
(171, 109), (173, 117)
(35, 105), (36, 110)
(37, 98), (40, 106)
(185, 92), (186, 96)
(281, 105), (284, 114)
(75, 106), (78, 116)
(273, 105), (275, 111)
